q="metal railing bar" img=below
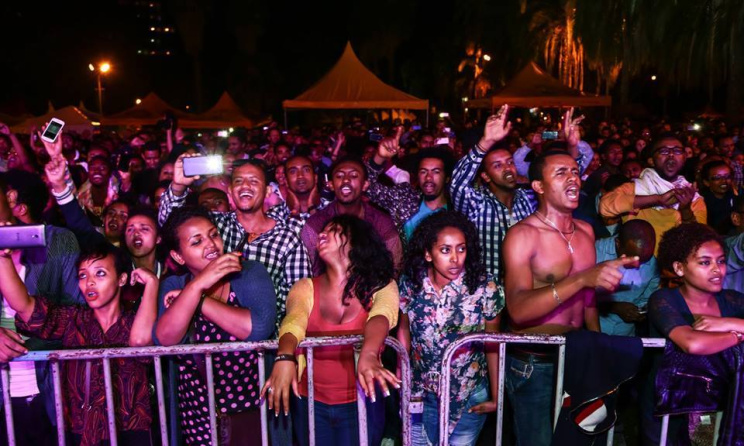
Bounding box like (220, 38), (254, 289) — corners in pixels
(102, 358), (118, 446)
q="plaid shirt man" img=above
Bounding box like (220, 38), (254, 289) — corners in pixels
(159, 186), (311, 334)
(450, 145), (536, 281)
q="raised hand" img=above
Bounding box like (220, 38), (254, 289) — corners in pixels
(480, 105), (511, 150)
(171, 153), (198, 195)
(562, 107), (585, 148)
(673, 185), (696, 208)
(0, 123), (9, 136)
(130, 268), (158, 287)
(44, 156), (69, 193)
(38, 122), (63, 159)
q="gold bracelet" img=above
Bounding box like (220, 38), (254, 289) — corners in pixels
(551, 282), (562, 305)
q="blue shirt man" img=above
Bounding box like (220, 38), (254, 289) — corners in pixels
(595, 220), (659, 336)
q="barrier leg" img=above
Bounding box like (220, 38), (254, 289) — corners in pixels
(553, 344), (566, 430)
(205, 354), (218, 446)
(153, 356), (169, 446)
(258, 351), (268, 446)
(102, 359), (118, 446)
(659, 415), (669, 445)
(354, 345), (369, 446)
(307, 347), (315, 446)
(1, 366), (15, 446)
(495, 342), (506, 446)
(52, 361), (66, 446)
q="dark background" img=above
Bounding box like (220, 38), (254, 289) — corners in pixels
(0, 0), (737, 122)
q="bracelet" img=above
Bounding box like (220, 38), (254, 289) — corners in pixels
(551, 282), (562, 305)
(731, 331), (743, 344)
(275, 354), (298, 365)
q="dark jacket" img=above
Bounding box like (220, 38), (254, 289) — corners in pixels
(551, 330), (644, 446)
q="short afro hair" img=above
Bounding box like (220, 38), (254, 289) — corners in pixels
(3, 170), (50, 223)
(528, 149), (574, 183)
(161, 205), (214, 253)
(657, 223), (723, 273)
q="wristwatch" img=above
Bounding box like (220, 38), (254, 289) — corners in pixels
(731, 331), (743, 344)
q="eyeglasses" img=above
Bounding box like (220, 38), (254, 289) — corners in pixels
(655, 146), (685, 156)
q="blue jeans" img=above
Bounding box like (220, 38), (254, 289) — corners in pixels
(291, 391), (385, 446)
(504, 354), (555, 446)
(264, 351), (293, 446)
(413, 382), (489, 446)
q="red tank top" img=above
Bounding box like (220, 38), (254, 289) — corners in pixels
(298, 278), (368, 404)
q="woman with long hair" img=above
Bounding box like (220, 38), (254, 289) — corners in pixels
(261, 215), (400, 446)
(154, 206), (277, 445)
(398, 210), (503, 446)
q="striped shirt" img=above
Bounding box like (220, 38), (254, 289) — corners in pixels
(450, 146), (536, 281)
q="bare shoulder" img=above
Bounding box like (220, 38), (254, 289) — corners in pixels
(504, 215), (540, 250)
(574, 218), (594, 237)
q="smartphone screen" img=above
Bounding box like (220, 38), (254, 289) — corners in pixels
(42, 121), (64, 142)
(542, 131), (559, 140)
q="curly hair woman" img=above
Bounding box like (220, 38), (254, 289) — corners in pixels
(647, 223), (744, 445)
(398, 210), (504, 446)
(261, 215), (400, 446)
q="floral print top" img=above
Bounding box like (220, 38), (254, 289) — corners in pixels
(399, 272), (504, 433)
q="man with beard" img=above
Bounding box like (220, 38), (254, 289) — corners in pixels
(600, 134), (707, 253)
(363, 140), (451, 241)
(450, 105), (535, 280)
(300, 157), (402, 275)
(502, 150), (636, 446)
(160, 155), (311, 446)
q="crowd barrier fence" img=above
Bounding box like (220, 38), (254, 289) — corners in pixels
(435, 333), (713, 446)
(0, 335), (412, 446)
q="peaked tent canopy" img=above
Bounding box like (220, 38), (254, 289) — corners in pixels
(78, 101), (102, 122)
(466, 62), (611, 109)
(103, 92), (188, 127)
(283, 42), (428, 110)
(11, 105), (94, 133)
(184, 92), (266, 128)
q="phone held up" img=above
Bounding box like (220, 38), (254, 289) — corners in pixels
(0, 225), (46, 250)
(41, 118), (65, 143)
(183, 155), (224, 177)
(542, 131), (559, 141)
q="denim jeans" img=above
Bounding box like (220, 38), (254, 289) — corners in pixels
(291, 391), (385, 446)
(504, 354), (555, 446)
(412, 382), (489, 446)
(264, 351), (293, 446)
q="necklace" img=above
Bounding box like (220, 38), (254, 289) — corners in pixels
(534, 211), (576, 254)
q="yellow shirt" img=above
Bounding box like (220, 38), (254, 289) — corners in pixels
(278, 278), (400, 344)
(599, 182), (707, 254)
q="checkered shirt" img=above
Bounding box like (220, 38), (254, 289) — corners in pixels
(159, 186), (312, 335)
(450, 145), (536, 281)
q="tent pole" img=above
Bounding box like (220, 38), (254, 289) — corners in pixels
(426, 109), (429, 128)
(283, 109), (288, 129)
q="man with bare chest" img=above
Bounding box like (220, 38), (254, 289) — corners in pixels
(502, 150), (637, 445)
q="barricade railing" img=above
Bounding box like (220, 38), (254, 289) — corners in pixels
(436, 333), (674, 446)
(1, 335), (411, 446)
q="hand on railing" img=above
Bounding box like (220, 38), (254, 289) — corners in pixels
(260, 360), (298, 417)
(0, 327), (27, 362)
(357, 351), (401, 403)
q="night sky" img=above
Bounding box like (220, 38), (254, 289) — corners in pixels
(0, 0), (716, 121)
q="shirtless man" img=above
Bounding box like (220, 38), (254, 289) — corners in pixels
(502, 150), (637, 446)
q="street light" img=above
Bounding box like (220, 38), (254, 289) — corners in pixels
(89, 62), (112, 117)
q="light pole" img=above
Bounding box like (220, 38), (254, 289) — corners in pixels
(89, 62), (111, 116)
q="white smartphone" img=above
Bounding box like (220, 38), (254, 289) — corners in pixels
(41, 118), (65, 143)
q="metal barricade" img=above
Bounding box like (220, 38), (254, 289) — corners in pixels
(436, 333), (672, 446)
(0, 335), (411, 446)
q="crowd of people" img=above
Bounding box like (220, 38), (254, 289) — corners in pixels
(0, 105), (741, 446)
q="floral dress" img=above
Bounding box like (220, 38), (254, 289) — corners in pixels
(399, 272), (503, 432)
